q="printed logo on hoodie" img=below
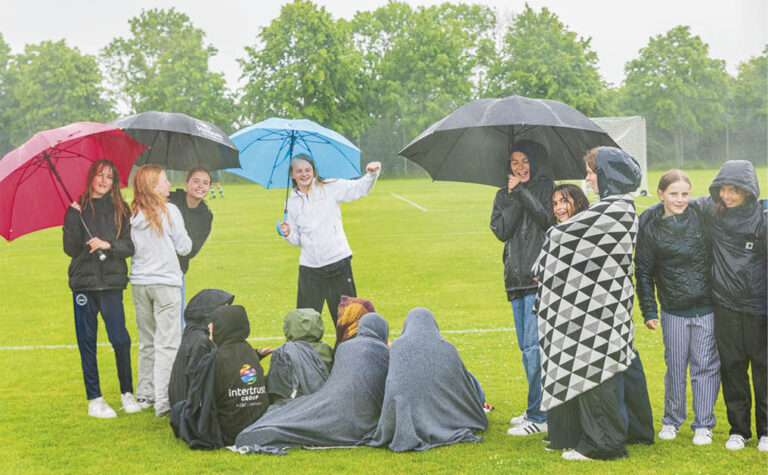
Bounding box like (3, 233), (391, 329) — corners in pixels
(239, 364), (258, 385)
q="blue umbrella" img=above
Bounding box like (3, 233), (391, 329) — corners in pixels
(226, 117), (361, 189)
(226, 118), (362, 235)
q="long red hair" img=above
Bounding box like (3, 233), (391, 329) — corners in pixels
(131, 165), (169, 235)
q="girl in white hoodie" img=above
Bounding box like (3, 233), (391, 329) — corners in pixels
(130, 165), (191, 417)
(278, 154), (380, 326)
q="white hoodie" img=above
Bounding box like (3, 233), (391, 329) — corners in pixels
(130, 203), (192, 286)
(284, 170), (379, 268)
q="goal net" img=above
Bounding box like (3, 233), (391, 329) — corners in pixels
(590, 116), (648, 195)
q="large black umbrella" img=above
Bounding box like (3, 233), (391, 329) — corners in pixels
(109, 111), (239, 170)
(400, 95), (618, 186)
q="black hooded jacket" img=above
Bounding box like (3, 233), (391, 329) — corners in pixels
(168, 189), (213, 274)
(62, 193), (134, 291)
(490, 141), (555, 299)
(691, 160), (766, 316)
(635, 205), (712, 321)
(169, 289), (234, 407)
(211, 305), (269, 446)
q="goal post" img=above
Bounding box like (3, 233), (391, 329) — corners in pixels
(590, 116), (649, 195)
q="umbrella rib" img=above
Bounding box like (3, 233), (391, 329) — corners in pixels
(432, 127), (471, 181)
(298, 131), (360, 175)
(551, 126), (584, 175)
(264, 135), (292, 188)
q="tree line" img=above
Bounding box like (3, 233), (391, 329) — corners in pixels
(0, 1), (765, 174)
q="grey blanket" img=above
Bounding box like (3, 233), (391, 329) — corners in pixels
(236, 313), (390, 454)
(266, 341), (329, 407)
(369, 308), (488, 452)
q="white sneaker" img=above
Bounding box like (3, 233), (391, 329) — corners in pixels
(562, 449), (591, 461)
(725, 434), (748, 450)
(658, 424), (678, 440)
(88, 397), (117, 419)
(121, 393), (141, 414)
(758, 436), (768, 452)
(509, 413), (526, 425)
(136, 397), (154, 410)
(692, 428), (712, 446)
(507, 420), (547, 436)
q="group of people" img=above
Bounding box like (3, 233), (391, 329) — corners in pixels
(493, 142), (766, 459)
(61, 143), (766, 459)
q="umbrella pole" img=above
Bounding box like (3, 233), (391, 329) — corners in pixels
(276, 132), (295, 236)
(42, 152), (107, 261)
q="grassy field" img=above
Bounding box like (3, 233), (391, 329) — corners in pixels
(1, 168), (766, 472)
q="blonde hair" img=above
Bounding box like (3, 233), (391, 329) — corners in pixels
(334, 302), (368, 350)
(131, 165), (169, 236)
(657, 169), (691, 192)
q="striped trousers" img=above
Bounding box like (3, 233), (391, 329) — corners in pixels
(660, 310), (720, 430)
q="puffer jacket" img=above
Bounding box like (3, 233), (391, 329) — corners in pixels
(692, 160), (766, 316)
(635, 205), (712, 321)
(62, 193), (134, 291)
(490, 143), (555, 300)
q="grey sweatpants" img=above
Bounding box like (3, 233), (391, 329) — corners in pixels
(132, 284), (181, 416)
(660, 310), (720, 430)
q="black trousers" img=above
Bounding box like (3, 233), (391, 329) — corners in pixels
(548, 375), (628, 460)
(714, 305), (767, 439)
(297, 256), (356, 327)
(618, 350), (655, 444)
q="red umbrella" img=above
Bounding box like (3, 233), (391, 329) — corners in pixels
(0, 122), (147, 242)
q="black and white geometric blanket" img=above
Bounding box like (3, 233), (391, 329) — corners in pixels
(533, 194), (638, 411)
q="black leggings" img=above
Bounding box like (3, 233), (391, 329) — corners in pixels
(297, 256), (356, 326)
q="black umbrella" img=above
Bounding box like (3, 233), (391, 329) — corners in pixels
(399, 95), (618, 186)
(109, 111), (239, 171)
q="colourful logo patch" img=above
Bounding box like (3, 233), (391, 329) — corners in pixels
(240, 364), (257, 385)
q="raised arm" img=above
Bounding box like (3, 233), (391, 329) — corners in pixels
(332, 165), (380, 203)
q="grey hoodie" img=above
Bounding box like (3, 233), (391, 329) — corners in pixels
(129, 203), (192, 287)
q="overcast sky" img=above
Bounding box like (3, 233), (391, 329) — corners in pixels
(1, 0), (765, 90)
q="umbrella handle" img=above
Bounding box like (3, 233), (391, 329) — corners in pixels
(276, 212), (288, 237)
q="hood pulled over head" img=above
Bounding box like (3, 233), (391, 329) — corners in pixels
(509, 140), (546, 180)
(212, 304), (250, 346)
(596, 147), (642, 198)
(284, 308), (324, 343)
(709, 160), (760, 205)
(184, 289), (234, 325)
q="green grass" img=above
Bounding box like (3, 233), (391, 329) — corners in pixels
(1, 169), (766, 472)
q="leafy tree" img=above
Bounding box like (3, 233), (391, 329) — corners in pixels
(356, 2), (495, 137)
(102, 8), (236, 131)
(727, 46), (767, 163)
(622, 26), (730, 166)
(352, 2), (495, 170)
(1, 40), (113, 149)
(487, 5), (606, 116)
(0, 33), (12, 154)
(239, 0), (366, 138)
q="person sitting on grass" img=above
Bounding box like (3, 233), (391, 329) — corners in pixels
(369, 307), (488, 452)
(334, 295), (376, 350)
(168, 288), (234, 408)
(266, 309), (332, 406)
(236, 313), (390, 454)
(171, 304), (272, 449)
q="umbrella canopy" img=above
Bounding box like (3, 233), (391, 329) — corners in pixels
(226, 118), (361, 189)
(109, 111), (239, 171)
(400, 95), (619, 187)
(0, 122), (147, 241)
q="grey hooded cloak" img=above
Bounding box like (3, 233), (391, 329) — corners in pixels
(369, 307), (488, 452)
(235, 313), (390, 454)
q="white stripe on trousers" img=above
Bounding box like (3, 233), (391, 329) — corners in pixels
(660, 310), (721, 430)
